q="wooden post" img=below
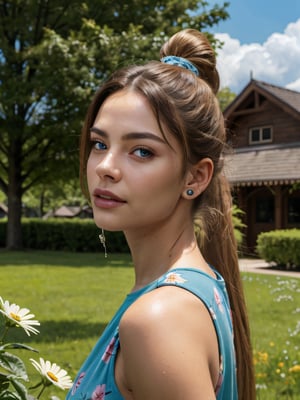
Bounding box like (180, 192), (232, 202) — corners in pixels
(274, 186), (283, 229)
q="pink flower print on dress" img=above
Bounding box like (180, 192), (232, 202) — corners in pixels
(71, 372), (85, 395)
(102, 336), (116, 363)
(214, 371), (224, 395)
(214, 287), (224, 313)
(215, 356), (224, 395)
(163, 272), (187, 284)
(92, 384), (106, 400)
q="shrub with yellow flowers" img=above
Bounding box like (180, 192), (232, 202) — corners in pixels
(0, 297), (73, 399)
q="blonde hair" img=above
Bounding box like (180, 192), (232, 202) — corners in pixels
(80, 29), (255, 399)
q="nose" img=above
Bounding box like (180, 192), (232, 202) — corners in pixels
(95, 151), (122, 182)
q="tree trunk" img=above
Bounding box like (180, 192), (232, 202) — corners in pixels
(6, 139), (23, 249)
(6, 185), (23, 249)
(39, 189), (45, 217)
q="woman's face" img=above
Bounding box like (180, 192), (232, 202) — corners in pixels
(87, 89), (189, 234)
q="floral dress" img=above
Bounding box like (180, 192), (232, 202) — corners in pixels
(67, 267), (238, 400)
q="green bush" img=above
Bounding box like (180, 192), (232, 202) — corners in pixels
(0, 208), (246, 252)
(256, 229), (300, 267)
(232, 205), (246, 248)
(0, 218), (129, 252)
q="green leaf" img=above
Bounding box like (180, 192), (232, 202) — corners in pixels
(0, 372), (10, 389)
(0, 372), (29, 400)
(9, 377), (28, 400)
(0, 353), (28, 380)
(1, 343), (38, 353)
(0, 389), (22, 400)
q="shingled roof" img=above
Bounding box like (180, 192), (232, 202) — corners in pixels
(254, 80), (300, 114)
(226, 144), (300, 187)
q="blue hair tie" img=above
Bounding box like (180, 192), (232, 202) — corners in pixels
(161, 55), (199, 77)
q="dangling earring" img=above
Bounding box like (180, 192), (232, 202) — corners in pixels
(186, 189), (194, 196)
(99, 228), (108, 258)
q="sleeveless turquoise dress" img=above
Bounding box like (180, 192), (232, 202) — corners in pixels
(66, 268), (238, 399)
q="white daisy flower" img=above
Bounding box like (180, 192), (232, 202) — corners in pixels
(30, 357), (73, 390)
(0, 297), (40, 336)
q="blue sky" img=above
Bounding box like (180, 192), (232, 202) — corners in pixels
(210, 0), (300, 44)
(205, 1), (300, 92)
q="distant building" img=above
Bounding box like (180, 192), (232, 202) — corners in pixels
(43, 205), (93, 219)
(224, 79), (300, 253)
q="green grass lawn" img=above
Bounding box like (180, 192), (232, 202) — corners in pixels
(243, 273), (300, 399)
(0, 250), (299, 399)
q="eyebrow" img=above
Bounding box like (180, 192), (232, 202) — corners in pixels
(90, 127), (166, 144)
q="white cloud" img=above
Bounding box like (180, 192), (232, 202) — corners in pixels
(286, 78), (300, 91)
(216, 19), (300, 93)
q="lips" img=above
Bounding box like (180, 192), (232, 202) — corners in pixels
(92, 189), (126, 209)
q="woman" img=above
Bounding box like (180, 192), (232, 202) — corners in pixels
(67, 29), (255, 399)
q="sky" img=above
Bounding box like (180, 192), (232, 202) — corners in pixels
(206, 0), (300, 93)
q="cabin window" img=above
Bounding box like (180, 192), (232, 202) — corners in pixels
(256, 197), (274, 223)
(288, 197), (300, 223)
(249, 126), (273, 145)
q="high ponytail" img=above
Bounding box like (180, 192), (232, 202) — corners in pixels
(195, 173), (256, 400)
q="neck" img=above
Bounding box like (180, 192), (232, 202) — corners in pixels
(124, 217), (212, 292)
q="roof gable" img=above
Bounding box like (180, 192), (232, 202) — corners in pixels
(224, 79), (300, 121)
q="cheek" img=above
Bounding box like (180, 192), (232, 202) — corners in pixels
(133, 167), (183, 203)
(86, 157), (97, 185)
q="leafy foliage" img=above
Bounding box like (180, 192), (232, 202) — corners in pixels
(0, 218), (129, 252)
(232, 204), (246, 247)
(217, 86), (236, 111)
(256, 229), (300, 267)
(0, 344), (31, 400)
(0, 298), (72, 399)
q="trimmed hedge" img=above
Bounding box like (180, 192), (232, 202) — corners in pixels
(256, 229), (300, 267)
(0, 218), (129, 253)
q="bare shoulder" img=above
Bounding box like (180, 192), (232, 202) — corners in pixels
(121, 285), (211, 330)
(118, 286), (219, 400)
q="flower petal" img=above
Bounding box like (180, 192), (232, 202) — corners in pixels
(30, 357), (73, 390)
(0, 298), (40, 336)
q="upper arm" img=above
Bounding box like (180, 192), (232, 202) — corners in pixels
(118, 286), (219, 400)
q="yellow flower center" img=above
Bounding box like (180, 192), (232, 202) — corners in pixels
(10, 312), (21, 322)
(47, 371), (58, 382)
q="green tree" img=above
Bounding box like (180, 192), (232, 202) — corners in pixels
(23, 178), (86, 217)
(0, 0), (229, 249)
(217, 86), (236, 111)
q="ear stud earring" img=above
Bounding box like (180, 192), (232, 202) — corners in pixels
(186, 189), (194, 196)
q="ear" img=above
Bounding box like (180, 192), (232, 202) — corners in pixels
(182, 158), (214, 199)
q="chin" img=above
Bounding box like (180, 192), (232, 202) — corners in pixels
(93, 218), (123, 232)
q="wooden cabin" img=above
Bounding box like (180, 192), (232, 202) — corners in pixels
(224, 79), (300, 254)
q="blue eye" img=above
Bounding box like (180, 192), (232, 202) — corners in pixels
(92, 141), (107, 151)
(134, 147), (153, 158)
